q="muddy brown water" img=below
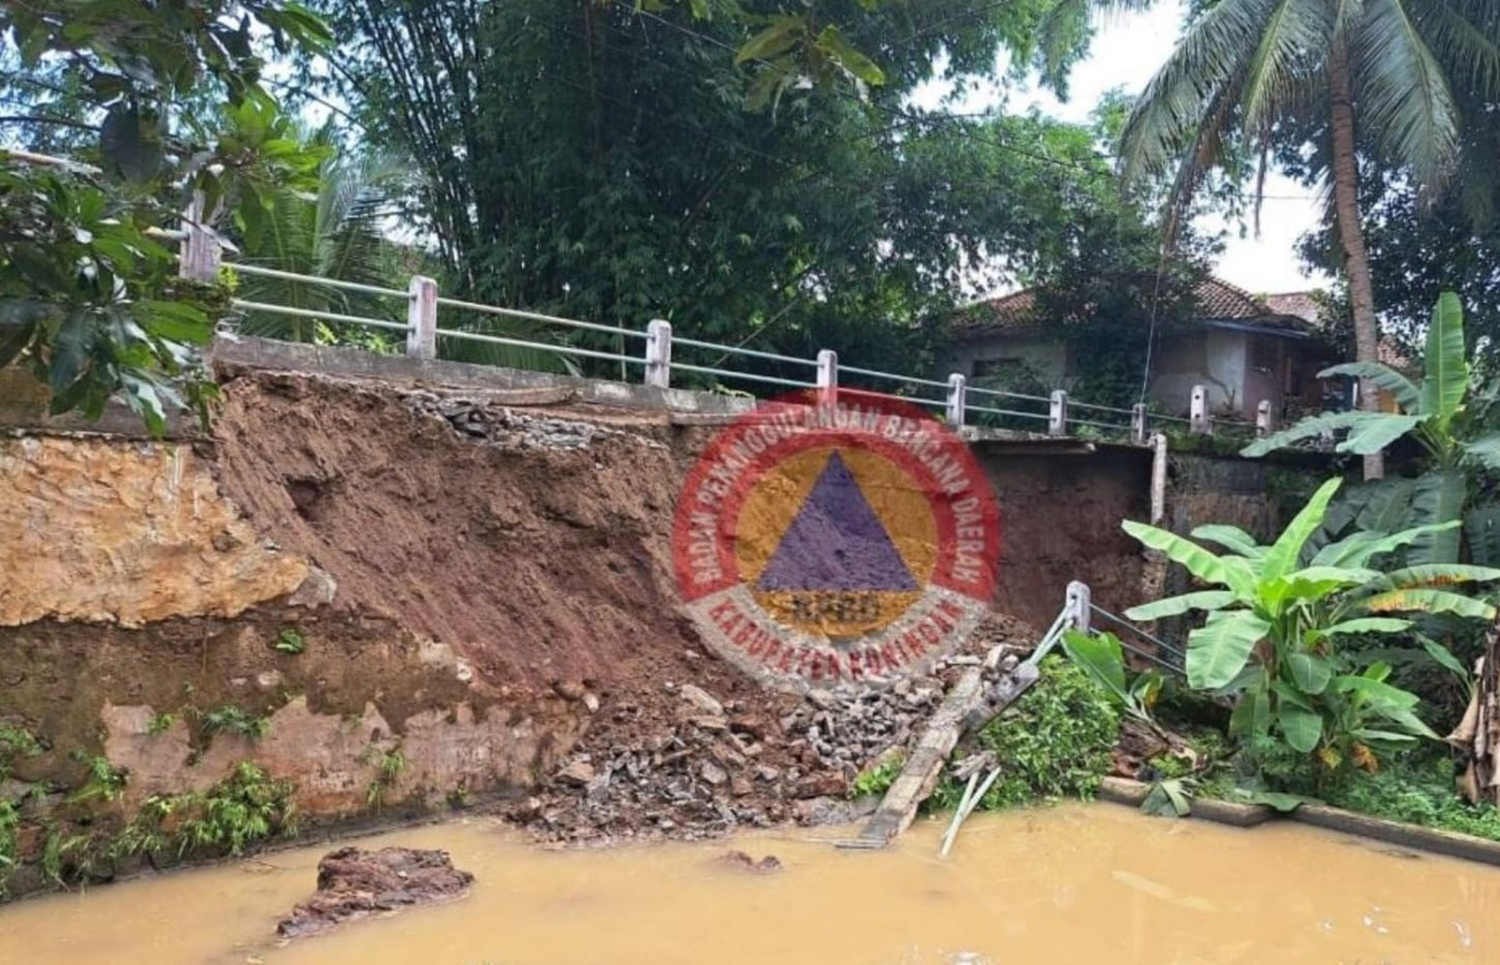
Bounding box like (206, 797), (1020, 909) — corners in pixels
(3, 803), (1497, 964)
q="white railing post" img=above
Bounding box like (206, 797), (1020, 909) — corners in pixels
(1256, 399), (1274, 437)
(1048, 390), (1068, 436)
(178, 192), (220, 282)
(1130, 404), (1147, 444)
(406, 275), (438, 359)
(1066, 581), (1091, 633)
(816, 349), (838, 407)
(1190, 384), (1211, 435)
(644, 318), (672, 388)
(946, 373), (967, 428)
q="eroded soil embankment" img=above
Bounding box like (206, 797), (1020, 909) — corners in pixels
(0, 364), (1137, 891)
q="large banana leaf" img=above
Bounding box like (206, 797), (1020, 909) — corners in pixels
(1121, 520), (1228, 585)
(1312, 520), (1459, 567)
(1260, 478), (1342, 581)
(1190, 524), (1265, 558)
(1334, 673), (1421, 712)
(1274, 686), (1323, 753)
(1186, 609), (1271, 689)
(1358, 587), (1497, 621)
(1268, 565), (1379, 609)
(1317, 361), (1419, 411)
(1317, 617), (1414, 638)
(1336, 414), (1425, 455)
(1463, 433), (1500, 472)
(1228, 672), (1271, 738)
(1240, 410), (1389, 458)
(1124, 590), (1236, 621)
(1350, 478), (1420, 533)
(1367, 563), (1500, 590)
(1466, 503), (1500, 568)
(1061, 630), (1129, 705)
(1285, 651), (1332, 693)
(1409, 470), (1466, 564)
(1420, 292), (1468, 428)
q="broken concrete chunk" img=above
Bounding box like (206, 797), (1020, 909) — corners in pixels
(276, 847), (474, 939)
(677, 684), (724, 717)
(557, 759), (596, 786)
(286, 566), (338, 608)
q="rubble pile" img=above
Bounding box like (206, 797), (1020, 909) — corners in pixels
(514, 610), (1039, 844)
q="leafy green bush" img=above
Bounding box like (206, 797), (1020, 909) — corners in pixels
(1326, 754), (1500, 841)
(68, 755), (128, 804)
(851, 754), (905, 799)
(199, 706), (271, 741)
(175, 762), (297, 857)
(932, 657), (1119, 812)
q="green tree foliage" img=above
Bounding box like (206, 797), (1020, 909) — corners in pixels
(0, 1), (332, 429)
(643, 0), (1102, 106)
(1119, 0), (1500, 479)
(231, 127), (408, 343)
(1291, 69), (1500, 367)
(304, 0), (1146, 379)
(1122, 477), (1500, 777)
(1244, 294), (1500, 564)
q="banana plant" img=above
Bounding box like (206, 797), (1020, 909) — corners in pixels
(1243, 293), (1500, 564)
(1122, 477), (1500, 771)
(1061, 629), (1162, 723)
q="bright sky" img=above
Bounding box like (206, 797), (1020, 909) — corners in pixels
(912, 0), (1331, 298)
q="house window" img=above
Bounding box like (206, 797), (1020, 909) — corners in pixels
(1250, 336), (1278, 374)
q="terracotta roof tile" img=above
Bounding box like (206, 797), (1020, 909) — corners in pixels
(954, 276), (1321, 338)
(1264, 291), (1323, 324)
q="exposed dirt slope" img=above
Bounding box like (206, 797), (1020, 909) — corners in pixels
(213, 369), (703, 695)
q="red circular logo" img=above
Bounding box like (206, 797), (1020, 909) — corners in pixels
(673, 391), (1000, 691)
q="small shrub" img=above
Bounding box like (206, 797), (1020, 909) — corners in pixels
(272, 629), (306, 655)
(111, 794), (178, 861)
(40, 829), (93, 890)
(1325, 753), (1500, 841)
(175, 762), (298, 856)
(0, 799), (19, 896)
(851, 754), (905, 799)
(1144, 753), (1194, 780)
(147, 713), (176, 736)
(69, 754), (128, 804)
(363, 746), (407, 808)
(0, 724), (41, 766)
(199, 706), (271, 741)
(931, 656), (1120, 812)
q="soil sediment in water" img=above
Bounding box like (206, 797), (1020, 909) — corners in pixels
(2, 803), (1496, 964)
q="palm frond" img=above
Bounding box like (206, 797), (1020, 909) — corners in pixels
(1411, 0), (1500, 101)
(1240, 0), (1334, 133)
(1353, 0), (1462, 193)
(1119, 0), (1277, 182)
(437, 310), (580, 376)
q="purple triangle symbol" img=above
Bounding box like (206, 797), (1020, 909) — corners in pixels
(756, 452), (918, 592)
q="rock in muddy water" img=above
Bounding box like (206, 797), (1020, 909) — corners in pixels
(276, 847), (474, 939)
(718, 850), (782, 874)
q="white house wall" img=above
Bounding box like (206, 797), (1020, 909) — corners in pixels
(1149, 329), (1250, 416)
(949, 335), (1068, 390)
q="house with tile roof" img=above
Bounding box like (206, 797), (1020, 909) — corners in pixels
(948, 276), (1346, 422)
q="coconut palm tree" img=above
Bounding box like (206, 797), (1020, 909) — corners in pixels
(1118, 0), (1500, 480)
(233, 129), (411, 344)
